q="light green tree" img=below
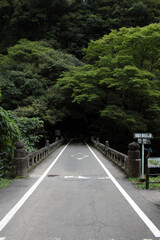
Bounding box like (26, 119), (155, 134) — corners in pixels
(57, 23), (160, 133)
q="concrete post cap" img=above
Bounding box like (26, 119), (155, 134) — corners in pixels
(15, 141), (25, 149)
(128, 141), (140, 150)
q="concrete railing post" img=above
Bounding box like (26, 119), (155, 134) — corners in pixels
(45, 140), (50, 155)
(96, 138), (99, 147)
(105, 141), (109, 154)
(45, 140), (49, 147)
(105, 141), (109, 148)
(13, 141), (28, 177)
(126, 141), (141, 177)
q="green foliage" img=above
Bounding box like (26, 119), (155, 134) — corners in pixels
(0, 178), (12, 189)
(0, 0), (160, 57)
(0, 102), (44, 176)
(7, 111), (44, 153)
(1, 0), (160, 151)
(0, 107), (20, 157)
(14, 105), (35, 117)
(58, 23), (160, 134)
(129, 177), (160, 190)
(0, 39), (83, 109)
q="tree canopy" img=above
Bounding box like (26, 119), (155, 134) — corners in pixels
(1, 0), (160, 155)
(0, 39), (83, 110)
(0, 0), (160, 57)
(57, 23), (160, 140)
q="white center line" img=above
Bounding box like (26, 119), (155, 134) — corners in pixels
(86, 143), (160, 238)
(0, 142), (70, 232)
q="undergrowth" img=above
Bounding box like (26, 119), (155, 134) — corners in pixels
(129, 176), (160, 189)
(0, 178), (12, 189)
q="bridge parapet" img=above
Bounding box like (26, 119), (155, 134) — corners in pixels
(91, 137), (127, 171)
(13, 137), (64, 177)
(91, 137), (141, 177)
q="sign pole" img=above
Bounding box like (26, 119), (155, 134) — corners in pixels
(141, 143), (144, 178)
(133, 132), (153, 180)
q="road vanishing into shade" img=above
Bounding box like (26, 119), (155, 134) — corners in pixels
(0, 140), (160, 240)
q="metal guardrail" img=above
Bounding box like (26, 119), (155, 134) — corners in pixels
(0, 152), (6, 178)
(91, 138), (128, 172)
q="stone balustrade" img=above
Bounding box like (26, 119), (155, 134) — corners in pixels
(91, 137), (141, 177)
(27, 141), (62, 171)
(105, 147), (128, 170)
(91, 137), (128, 171)
(13, 138), (64, 177)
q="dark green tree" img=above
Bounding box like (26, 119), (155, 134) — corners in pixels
(1, 0), (160, 57)
(0, 39), (83, 109)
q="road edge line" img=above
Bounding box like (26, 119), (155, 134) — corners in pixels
(0, 142), (70, 232)
(86, 143), (160, 238)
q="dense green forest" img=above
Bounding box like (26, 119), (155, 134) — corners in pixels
(1, 0), (160, 167)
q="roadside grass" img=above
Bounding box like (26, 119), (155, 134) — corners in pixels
(129, 176), (160, 190)
(0, 178), (12, 190)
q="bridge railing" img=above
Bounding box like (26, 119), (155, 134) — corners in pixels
(91, 137), (128, 172)
(106, 147), (128, 170)
(0, 152), (6, 178)
(13, 138), (64, 176)
(27, 140), (62, 171)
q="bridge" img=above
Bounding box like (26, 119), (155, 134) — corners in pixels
(0, 139), (160, 240)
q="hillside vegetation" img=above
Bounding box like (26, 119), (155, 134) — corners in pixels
(1, 0), (160, 168)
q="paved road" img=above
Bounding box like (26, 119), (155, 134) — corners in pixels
(0, 141), (160, 240)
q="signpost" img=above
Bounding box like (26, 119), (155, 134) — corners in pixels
(133, 133), (153, 179)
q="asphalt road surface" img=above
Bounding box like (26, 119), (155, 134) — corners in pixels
(0, 140), (160, 240)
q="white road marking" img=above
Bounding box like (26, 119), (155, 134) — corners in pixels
(78, 176), (90, 179)
(0, 142), (70, 232)
(86, 143), (160, 238)
(77, 156), (88, 160)
(64, 176), (90, 179)
(98, 177), (110, 180)
(64, 176), (110, 180)
(71, 153), (88, 160)
(0, 238), (6, 240)
(64, 176), (74, 179)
